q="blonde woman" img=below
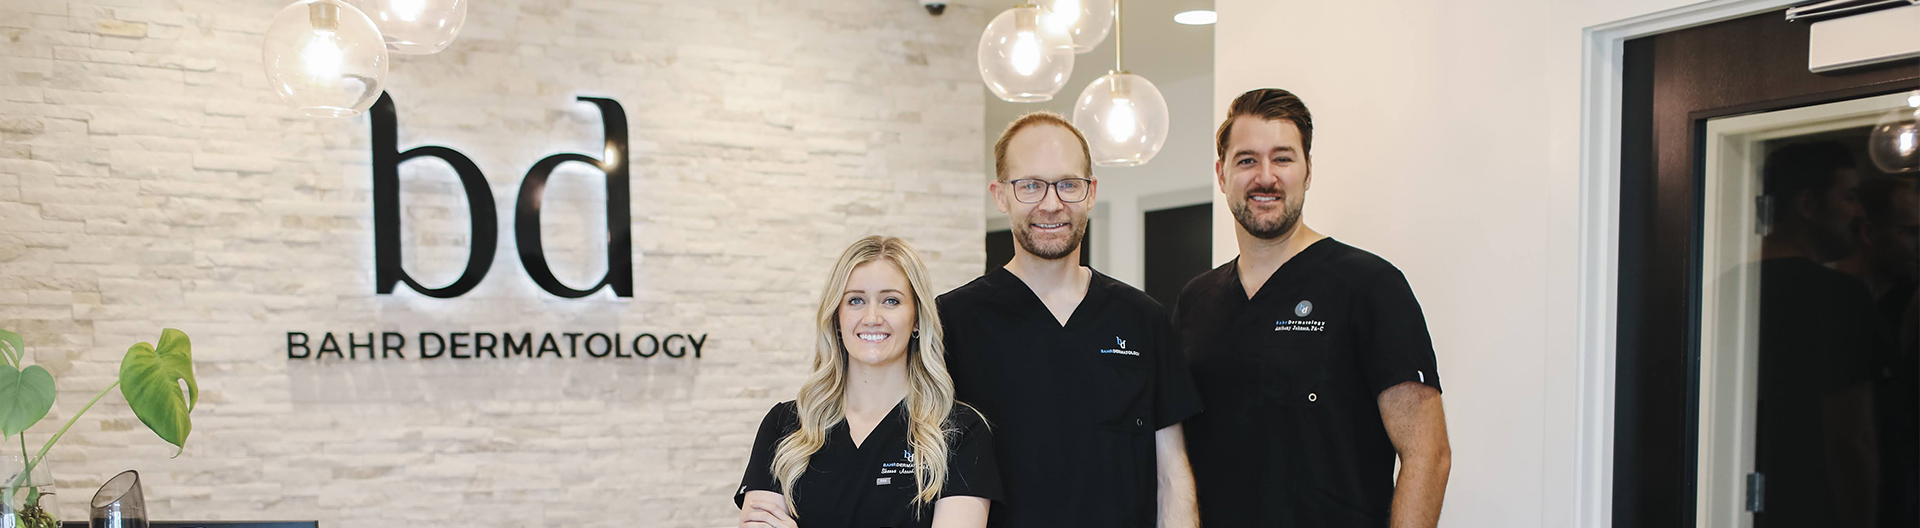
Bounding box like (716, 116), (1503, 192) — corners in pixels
(735, 236), (1000, 528)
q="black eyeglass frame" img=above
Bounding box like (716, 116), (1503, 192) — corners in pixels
(1004, 177), (1093, 204)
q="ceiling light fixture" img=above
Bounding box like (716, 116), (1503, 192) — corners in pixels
(1038, 0), (1114, 53)
(1173, 10), (1217, 25)
(1868, 91), (1920, 173)
(262, 0), (388, 117)
(978, 3), (1076, 102)
(1072, 0), (1169, 166)
(353, 0), (468, 54)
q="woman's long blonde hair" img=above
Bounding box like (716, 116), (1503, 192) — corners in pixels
(771, 236), (958, 516)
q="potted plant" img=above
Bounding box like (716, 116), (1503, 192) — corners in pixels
(0, 328), (198, 528)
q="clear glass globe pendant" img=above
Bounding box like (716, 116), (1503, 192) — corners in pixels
(1038, 0), (1113, 54)
(354, 0), (467, 54)
(261, 0), (389, 117)
(1070, 0), (1168, 166)
(978, 3), (1075, 103)
(1867, 93), (1920, 174)
(1074, 72), (1168, 166)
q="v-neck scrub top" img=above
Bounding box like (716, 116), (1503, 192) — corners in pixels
(1174, 238), (1442, 527)
(937, 268), (1204, 528)
(735, 400), (1002, 528)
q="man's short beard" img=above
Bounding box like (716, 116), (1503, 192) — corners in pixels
(1233, 195), (1303, 240)
(1013, 218), (1088, 260)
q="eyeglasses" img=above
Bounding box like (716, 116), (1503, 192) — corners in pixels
(1005, 178), (1092, 204)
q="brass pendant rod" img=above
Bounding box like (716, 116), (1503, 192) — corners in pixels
(1113, 0), (1125, 73)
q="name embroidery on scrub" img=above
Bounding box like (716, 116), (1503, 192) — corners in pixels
(880, 449), (915, 476)
(1274, 320), (1326, 332)
(1098, 335), (1139, 356)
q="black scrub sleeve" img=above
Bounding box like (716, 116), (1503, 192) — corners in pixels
(1152, 316), (1205, 429)
(939, 404), (1004, 504)
(1357, 267), (1444, 396)
(735, 401), (800, 508)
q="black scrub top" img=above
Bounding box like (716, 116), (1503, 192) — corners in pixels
(1173, 238), (1442, 527)
(735, 400), (1002, 528)
(1752, 257), (1883, 527)
(937, 268), (1204, 528)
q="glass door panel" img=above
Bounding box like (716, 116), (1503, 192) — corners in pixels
(1698, 91), (1919, 528)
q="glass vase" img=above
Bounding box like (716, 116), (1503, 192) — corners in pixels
(0, 455), (58, 528)
(89, 470), (144, 528)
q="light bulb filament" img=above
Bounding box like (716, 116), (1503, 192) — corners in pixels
(1106, 97), (1135, 142)
(1011, 32), (1042, 76)
(302, 32), (344, 80)
(392, 0), (426, 22)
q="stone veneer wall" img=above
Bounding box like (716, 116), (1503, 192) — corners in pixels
(0, 0), (987, 525)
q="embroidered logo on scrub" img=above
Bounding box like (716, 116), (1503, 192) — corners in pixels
(880, 449), (915, 478)
(1099, 336), (1140, 356)
(1277, 300), (1325, 332)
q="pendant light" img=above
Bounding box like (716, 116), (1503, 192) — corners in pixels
(1867, 92), (1920, 174)
(261, 0), (389, 117)
(978, 3), (1075, 103)
(354, 0), (467, 54)
(1071, 0), (1168, 166)
(1038, 0), (1114, 54)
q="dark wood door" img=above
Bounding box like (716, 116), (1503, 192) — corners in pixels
(1614, 7), (1919, 528)
(1144, 203), (1212, 307)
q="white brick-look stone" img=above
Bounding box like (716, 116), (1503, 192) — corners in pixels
(0, 0), (988, 526)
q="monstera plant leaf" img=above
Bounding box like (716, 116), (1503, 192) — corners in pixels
(0, 328), (23, 368)
(119, 328), (197, 457)
(0, 363), (55, 439)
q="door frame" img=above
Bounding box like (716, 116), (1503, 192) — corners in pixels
(1575, 2), (1802, 528)
(1692, 92), (1912, 528)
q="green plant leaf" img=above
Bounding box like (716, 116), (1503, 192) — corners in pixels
(0, 364), (55, 438)
(0, 329), (23, 369)
(119, 328), (197, 457)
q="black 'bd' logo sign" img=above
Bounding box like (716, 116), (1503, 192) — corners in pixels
(368, 92), (633, 299)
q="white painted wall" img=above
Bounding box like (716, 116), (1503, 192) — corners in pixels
(1211, 1), (1737, 526)
(982, 0), (1214, 290)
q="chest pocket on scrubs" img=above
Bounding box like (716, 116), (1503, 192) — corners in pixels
(876, 473), (919, 495)
(874, 474), (925, 528)
(1259, 330), (1330, 408)
(1089, 351), (1152, 433)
